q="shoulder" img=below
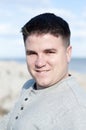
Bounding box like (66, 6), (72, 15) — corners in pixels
(67, 76), (86, 107)
(0, 113), (11, 130)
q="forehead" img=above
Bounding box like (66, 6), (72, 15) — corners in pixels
(25, 33), (65, 50)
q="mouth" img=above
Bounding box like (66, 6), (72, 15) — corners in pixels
(35, 70), (49, 72)
(35, 70), (50, 75)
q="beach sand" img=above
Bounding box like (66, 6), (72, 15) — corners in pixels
(0, 61), (86, 117)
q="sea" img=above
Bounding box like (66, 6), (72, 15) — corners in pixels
(0, 58), (86, 74)
(69, 58), (86, 74)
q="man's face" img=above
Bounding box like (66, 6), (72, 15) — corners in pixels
(25, 33), (72, 88)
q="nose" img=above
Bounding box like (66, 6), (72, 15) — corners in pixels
(35, 55), (46, 68)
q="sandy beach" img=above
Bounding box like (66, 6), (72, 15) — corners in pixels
(0, 61), (86, 117)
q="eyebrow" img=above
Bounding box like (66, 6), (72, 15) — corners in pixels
(44, 48), (57, 52)
(26, 50), (37, 55)
(26, 48), (57, 55)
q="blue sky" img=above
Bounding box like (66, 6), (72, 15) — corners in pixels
(0, 0), (86, 58)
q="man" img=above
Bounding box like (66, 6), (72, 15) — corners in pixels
(0, 13), (86, 130)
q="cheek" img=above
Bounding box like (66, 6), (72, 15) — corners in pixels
(26, 57), (34, 68)
(52, 54), (67, 67)
(47, 58), (56, 66)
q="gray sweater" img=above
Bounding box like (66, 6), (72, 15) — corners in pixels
(0, 76), (86, 130)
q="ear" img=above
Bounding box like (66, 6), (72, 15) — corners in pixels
(66, 45), (72, 63)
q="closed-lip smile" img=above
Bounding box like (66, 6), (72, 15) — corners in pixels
(35, 70), (50, 73)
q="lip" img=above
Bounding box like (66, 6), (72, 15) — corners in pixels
(35, 70), (50, 76)
(35, 70), (49, 72)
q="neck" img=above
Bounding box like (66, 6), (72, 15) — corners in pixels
(34, 74), (71, 90)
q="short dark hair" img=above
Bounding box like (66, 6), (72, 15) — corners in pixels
(21, 13), (71, 46)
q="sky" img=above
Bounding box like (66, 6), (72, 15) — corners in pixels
(0, 0), (86, 59)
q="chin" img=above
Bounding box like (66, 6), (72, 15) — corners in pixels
(34, 77), (52, 87)
(37, 81), (51, 88)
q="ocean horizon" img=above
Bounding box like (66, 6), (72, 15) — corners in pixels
(0, 57), (86, 74)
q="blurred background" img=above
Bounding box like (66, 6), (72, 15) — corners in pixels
(0, 0), (86, 117)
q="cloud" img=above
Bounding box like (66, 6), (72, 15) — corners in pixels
(0, 23), (20, 36)
(72, 43), (86, 57)
(0, 23), (12, 34)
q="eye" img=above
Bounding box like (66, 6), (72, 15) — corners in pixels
(45, 49), (56, 54)
(48, 51), (55, 54)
